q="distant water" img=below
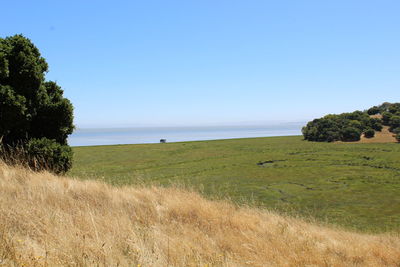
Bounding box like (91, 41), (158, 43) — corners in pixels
(68, 123), (304, 147)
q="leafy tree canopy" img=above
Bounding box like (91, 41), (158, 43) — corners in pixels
(364, 128), (375, 138)
(0, 34), (74, 173)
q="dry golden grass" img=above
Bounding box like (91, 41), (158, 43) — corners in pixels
(336, 126), (397, 144)
(357, 126), (397, 143)
(360, 126), (394, 144)
(370, 114), (383, 119)
(1, 163), (399, 266)
(357, 114), (397, 143)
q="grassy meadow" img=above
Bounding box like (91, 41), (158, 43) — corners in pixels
(70, 136), (400, 233)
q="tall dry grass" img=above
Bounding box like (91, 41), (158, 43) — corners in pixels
(0, 145), (51, 173)
(0, 162), (399, 266)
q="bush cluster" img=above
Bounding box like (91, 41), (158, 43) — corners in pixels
(0, 35), (74, 173)
(302, 102), (400, 143)
(302, 111), (382, 142)
(364, 129), (375, 138)
(376, 103), (400, 137)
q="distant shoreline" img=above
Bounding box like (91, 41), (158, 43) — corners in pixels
(70, 134), (303, 148)
(69, 124), (304, 147)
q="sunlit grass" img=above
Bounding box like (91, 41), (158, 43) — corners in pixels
(70, 136), (400, 232)
(1, 163), (399, 266)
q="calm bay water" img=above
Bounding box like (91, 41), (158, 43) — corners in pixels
(68, 123), (304, 147)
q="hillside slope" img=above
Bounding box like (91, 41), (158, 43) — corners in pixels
(357, 126), (397, 143)
(336, 126), (397, 144)
(1, 163), (399, 266)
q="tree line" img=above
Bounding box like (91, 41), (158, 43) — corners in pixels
(302, 102), (400, 142)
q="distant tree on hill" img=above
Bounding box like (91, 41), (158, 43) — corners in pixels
(0, 34), (74, 173)
(389, 115), (400, 132)
(367, 106), (380, 115)
(388, 103), (400, 114)
(364, 129), (375, 138)
(382, 112), (393, 126)
(392, 127), (400, 135)
(368, 118), (383, 131)
(378, 102), (393, 113)
(375, 103), (400, 136)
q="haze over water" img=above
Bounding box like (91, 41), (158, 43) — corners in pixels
(69, 122), (304, 147)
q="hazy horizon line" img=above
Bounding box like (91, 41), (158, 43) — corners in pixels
(74, 120), (307, 130)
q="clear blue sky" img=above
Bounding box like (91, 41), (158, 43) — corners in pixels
(1, 0), (399, 127)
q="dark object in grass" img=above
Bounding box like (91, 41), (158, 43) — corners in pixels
(160, 139), (167, 143)
(362, 156), (373, 160)
(257, 160), (285, 166)
(257, 160), (274, 166)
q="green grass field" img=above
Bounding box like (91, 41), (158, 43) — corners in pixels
(69, 136), (400, 233)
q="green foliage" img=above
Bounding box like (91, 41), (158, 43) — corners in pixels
(377, 102), (393, 113)
(303, 103), (400, 142)
(0, 34), (74, 173)
(392, 127), (400, 135)
(368, 118), (382, 131)
(364, 128), (375, 138)
(367, 106), (380, 115)
(341, 127), (361, 141)
(375, 102), (400, 130)
(302, 111), (372, 142)
(388, 103), (400, 114)
(374, 102), (400, 132)
(25, 138), (73, 174)
(382, 112), (392, 126)
(389, 115), (400, 131)
(302, 118), (341, 142)
(396, 133), (400, 143)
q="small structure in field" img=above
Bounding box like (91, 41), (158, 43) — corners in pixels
(160, 139), (166, 143)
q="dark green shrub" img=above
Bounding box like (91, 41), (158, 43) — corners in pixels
(368, 118), (383, 131)
(389, 115), (400, 131)
(391, 127), (400, 135)
(367, 106), (380, 115)
(382, 112), (392, 125)
(388, 104), (400, 114)
(347, 120), (363, 131)
(25, 138), (73, 174)
(378, 102), (393, 112)
(396, 133), (400, 143)
(341, 127), (361, 142)
(364, 129), (375, 138)
(302, 111), (369, 142)
(302, 118), (341, 142)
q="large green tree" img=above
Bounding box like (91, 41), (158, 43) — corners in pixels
(0, 34), (74, 173)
